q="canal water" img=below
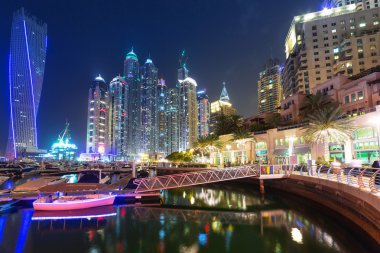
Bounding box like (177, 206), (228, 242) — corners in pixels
(0, 182), (378, 253)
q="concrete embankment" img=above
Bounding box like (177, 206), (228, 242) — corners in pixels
(257, 175), (380, 244)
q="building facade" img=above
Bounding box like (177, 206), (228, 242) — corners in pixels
(166, 88), (180, 154)
(329, 0), (379, 9)
(258, 59), (283, 114)
(124, 49), (141, 159)
(178, 77), (198, 151)
(197, 89), (211, 138)
(86, 75), (109, 155)
(108, 75), (128, 159)
(140, 58), (158, 154)
(157, 79), (168, 154)
(283, 3), (380, 98)
(7, 8), (48, 159)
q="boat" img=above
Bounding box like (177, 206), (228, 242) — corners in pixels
(33, 194), (116, 211)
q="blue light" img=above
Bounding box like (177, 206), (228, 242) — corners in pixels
(0, 217), (6, 245)
(159, 229), (165, 240)
(23, 20), (38, 147)
(15, 210), (32, 253)
(9, 53), (16, 158)
(198, 233), (207, 246)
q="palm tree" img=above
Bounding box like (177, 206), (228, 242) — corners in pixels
(194, 135), (222, 162)
(213, 114), (243, 136)
(302, 106), (356, 161)
(299, 91), (337, 120)
(232, 127), (256, 165)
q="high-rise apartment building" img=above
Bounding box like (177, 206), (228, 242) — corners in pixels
(157, 79), (168, 154)
(257, 59), (283, 114)
(178, 78), (198, 151)
(166, 88), (179, 154)
(197, 89), (211, 138)
(7, 8), (48, 159)
(86, 75), (109, 155)
(210, 83), (236, 135)
(328, 0), (379, 9)
(140, 58), (158, 154)
(283, 3), (380, 98)
(108, 75), (128, 159)
(124, 49), (141, 159)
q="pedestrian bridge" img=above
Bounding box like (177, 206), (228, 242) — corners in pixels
(133, 164), (380, 196)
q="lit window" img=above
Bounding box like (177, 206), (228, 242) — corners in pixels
(358, 91), (364, 100)
(359, 23), (367, 27)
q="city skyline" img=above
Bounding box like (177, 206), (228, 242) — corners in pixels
(0, 0), (323, 154)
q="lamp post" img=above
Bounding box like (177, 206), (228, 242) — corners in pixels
(226, 144), (231, 166)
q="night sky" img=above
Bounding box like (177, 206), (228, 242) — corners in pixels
(0, 0), (323, 154)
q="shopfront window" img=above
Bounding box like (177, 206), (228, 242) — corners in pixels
(354, 127), (377, 140)
(255, 142), (267, 150)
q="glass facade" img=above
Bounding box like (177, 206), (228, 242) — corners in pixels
(353, 127), (379, 164)
(7, 8), (47, 159)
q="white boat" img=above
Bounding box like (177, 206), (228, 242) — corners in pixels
(33, 194), (116, 211)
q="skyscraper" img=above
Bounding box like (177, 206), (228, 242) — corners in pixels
(283, 4), (380, 97)
(210, 83), (236, 135)
(7, 8), (48, 159)
(86, 75), (109, 155)
(178, 77), (198, 151)
(157, 78), (168, 154)
(327, 0), (379, 9)
(108, 75), (128, 160)
(178, 50), (189, 81)
(124, 49), (141, 159)
(257, 59), (282, 114)
(140, 57), (158, 154)
(197, 89), (211, 138)
(166, 88), (179, 154)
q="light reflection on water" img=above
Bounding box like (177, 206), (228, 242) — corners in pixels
(0, 184), (377, 253)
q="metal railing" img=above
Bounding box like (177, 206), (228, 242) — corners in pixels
(282, 164), (380, 195)
(133, 165), (259, 193)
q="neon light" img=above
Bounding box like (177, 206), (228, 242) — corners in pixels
(31, 213), (117, 221)
(33, 195), (116, 205)
(0, 217), (6, 245)
(23, 20), (38, 147)
(9, 53), (16, 158)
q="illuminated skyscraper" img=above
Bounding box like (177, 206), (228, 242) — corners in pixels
(7, 8), (47, 159)
(178, 77), (198, 151)
(197, 89), (210, 138)
(210, 82), (236, 135)
(140, 58), (158, 153)
(157, 78), (168, 154)
(166, 88), (179, 154)
(178, 50), (189, 81)
(124, 49), (141, 159)
(86, 75), (109, 155)
(257, 59), (282, 114)
(327, 0), (379, 9)
(108, 75), (128, 159)
(283, 4), (380, 97)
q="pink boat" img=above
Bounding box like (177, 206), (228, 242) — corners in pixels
(33, 194), (116, 211)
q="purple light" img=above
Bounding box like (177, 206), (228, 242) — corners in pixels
(9, 53), (16, 158)
(33, 195), (116, 206)
(23, 20), (38, 147)
(31, 212), (117, 221)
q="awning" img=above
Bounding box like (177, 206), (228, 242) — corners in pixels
(273, 149), (288, 156)
(294, 147), (310, 154)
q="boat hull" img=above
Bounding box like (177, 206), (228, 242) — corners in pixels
(33, 195), (116, 211)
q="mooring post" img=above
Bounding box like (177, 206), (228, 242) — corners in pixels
(259, 179), (265, 194)
(132, 161), (137, 178)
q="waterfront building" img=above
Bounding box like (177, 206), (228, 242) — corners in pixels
(108, 75), (128, 160)
(157, 78), (168, 154)
(178, 77), (198, 151)
(210, 82), (237, 135)
(86, 75), (109, 155)
(51, 123), (78, 161)
(280, 68), (380, 123)
(166, 88), (180, 154)
(197, 89), (211, 138)
(124, 49), (141, 159)
(328, 0), (379, 9)
(257, 59), (283, 114)
(6, 8), (48, 159)
(211, 105), (380, 166)
(140, 58), (158, 154)
(283, 3), (380, 98)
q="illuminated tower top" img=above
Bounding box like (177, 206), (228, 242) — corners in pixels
(220, 82), (230, 103)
